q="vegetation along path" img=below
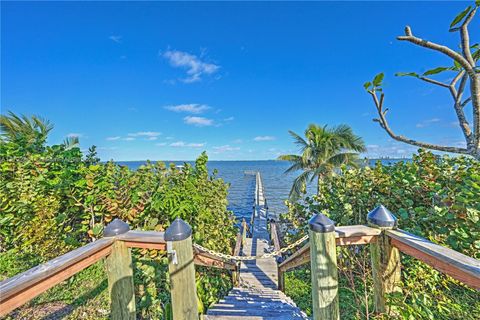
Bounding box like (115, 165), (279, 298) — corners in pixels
(205, 173), (308, 320)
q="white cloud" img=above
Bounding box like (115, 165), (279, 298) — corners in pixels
(416, 118), (441, 128)
(254, 136), (276, 141)
(213, 145), (240, 153)
(106, 136), (121, 141)
(146, 136), (158, 141)
(67, 133), (82, 138)
(183, 116), (214, 127)
(109, 35), (122, 43)
(123, 137), (135, 141)
(128, 131), (162, 137)
(164, 104), (210, 114)
(162, 49), (220, 83)
(170, 141), (205, 148)
(165, 136), (174, 140)
(232, 139), (243, 144)
(156, 142), (167, 146)
(223, 116), (234, 122)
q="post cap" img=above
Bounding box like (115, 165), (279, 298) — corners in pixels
(308, 213), (335, 233)
(104, 219), (130, 237)
(165, 218), (192, 241)
(367, 205), (397, 228)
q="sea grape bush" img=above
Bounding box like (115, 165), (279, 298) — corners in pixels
(0, 133), (236, 318)
(282, 150), (480, 319)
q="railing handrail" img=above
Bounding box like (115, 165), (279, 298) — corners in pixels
(278, 225), (381, 272)
(276, 224), (480, 289)
(0, 237), (115, 315)
(0, 228), (240, 317)
(386, 229), (480, 289)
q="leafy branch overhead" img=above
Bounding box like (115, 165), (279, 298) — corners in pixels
(364, 3), (480, 160)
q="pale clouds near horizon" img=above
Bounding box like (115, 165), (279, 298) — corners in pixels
(170, 141), (206, 148)
(254, 136), (276, 141)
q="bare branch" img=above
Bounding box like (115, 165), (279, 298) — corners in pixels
(418, 76), (449, 88)
(369, 90), (469, 154)
(449, 72), (473, 146)
(397, 28), (474, 75)
(460, 7), (477, 67)
(462, 97), (472, 107)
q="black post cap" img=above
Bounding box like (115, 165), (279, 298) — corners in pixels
(104, 219), (130, 237)
(367, 205), (397, 228)
(308, 213), (335, 233)
(165, 218), (192, 241)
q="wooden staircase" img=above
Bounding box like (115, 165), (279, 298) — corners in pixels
(205, 173), (308, 320)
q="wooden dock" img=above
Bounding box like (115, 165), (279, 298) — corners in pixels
(206, 172), (308, 320)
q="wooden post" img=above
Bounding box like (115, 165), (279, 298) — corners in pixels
(165, 218), (198, 320)
(309, 213), (339, 320)
(241, 218), (247, 245)
(368, 205), (402, 315)
(104, 219), (136, 320)
(278, 266), (285, 291)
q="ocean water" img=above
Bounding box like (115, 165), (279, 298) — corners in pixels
(118, 159), (406, 222)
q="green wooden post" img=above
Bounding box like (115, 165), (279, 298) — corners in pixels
(104, 219), (136, 320)
(368, 205), (402, 314)
(309, 213), (339, 320)
(165, 218), (198, 320)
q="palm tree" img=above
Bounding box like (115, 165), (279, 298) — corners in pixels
(0, 111), (53, 152)
(278, 124), (366, 199)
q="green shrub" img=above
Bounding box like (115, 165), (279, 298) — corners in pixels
(0, 121), (236, 318)
(282, 150), (480, 319)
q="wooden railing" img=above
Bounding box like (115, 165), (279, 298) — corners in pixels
(2, 205), (478, 320)
(0, 218), (237, 319)
(275, 205), (480, 319)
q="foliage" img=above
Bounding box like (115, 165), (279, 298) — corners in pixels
(282, 150), (480, 319)
(0, 113), (236, 319)
(278, 124), (366, 198)
(364, 2), (480, 159)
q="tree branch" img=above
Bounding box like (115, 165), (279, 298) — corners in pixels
(369, 90), (469, 154)
(462, 97), (472, 107)
(449, 72), (473, 146)
(418, 76), (449, 88)
(460, 7), (477, 67)
(397, 26), (474, 76)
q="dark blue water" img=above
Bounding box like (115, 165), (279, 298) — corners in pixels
(118, 160), (407, 221)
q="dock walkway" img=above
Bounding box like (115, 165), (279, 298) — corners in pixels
(206, 173), (307, 320)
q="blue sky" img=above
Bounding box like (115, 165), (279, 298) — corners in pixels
(1, 1), (477, 160)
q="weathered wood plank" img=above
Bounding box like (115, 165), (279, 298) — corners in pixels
(370, 232), (401, 314)
(193, 248), (237, 270)
(0, 238), (113, 302)
(234, 233), (242, 256)
(168, 230), (198, 320)
(278, 225), (381, 272)
(387, 229), (480, 289)
(309, 215), (339, 320)
(106, 241), (136, 319)
(117, 230), (165, 245)
(0, 240), (112, 316)
(270, 222), (281, 252)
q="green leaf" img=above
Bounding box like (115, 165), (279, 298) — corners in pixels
(363, 81), (372, 90)
(450, 6), (471, 28)
(476, 0), (480, 7)
(372, 73), (384, 87)
(423, 67), (451, 76)
(395, 72), (419, 78)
